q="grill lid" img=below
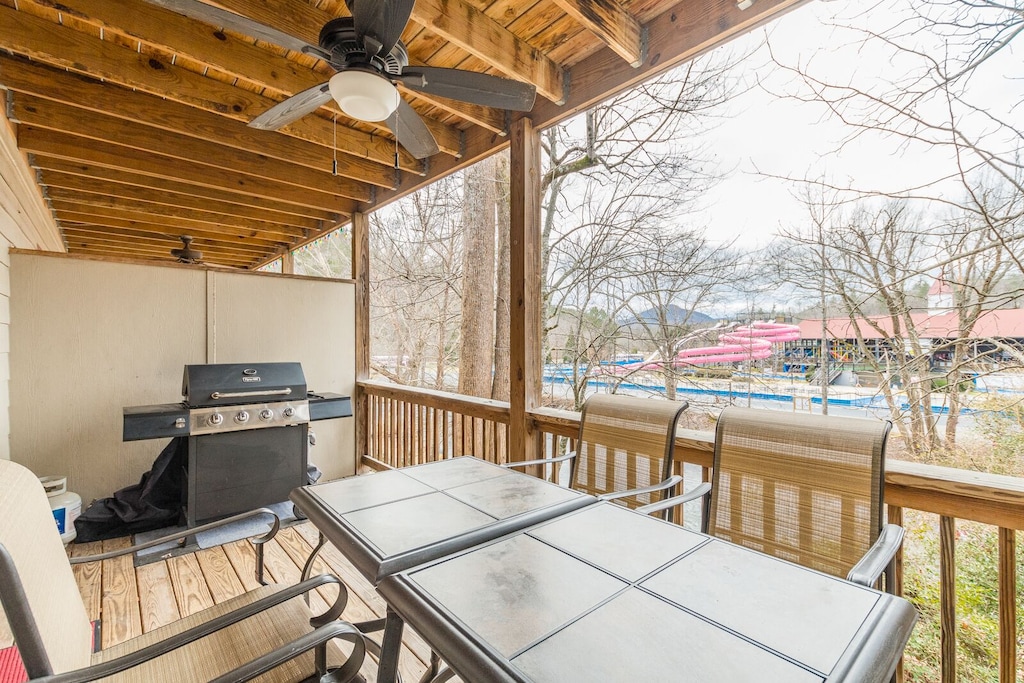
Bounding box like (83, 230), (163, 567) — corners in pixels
(182, 362), (307, 407)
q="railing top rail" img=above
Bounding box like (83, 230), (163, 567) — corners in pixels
(361, 381), (1024, 530)
(360, 379), (510, 422)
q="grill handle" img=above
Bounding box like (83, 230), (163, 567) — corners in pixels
(209, 388), (293, 400)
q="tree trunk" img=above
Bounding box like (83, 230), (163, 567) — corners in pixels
(458, 156), (497, 399)
(491, 153), (511, 402)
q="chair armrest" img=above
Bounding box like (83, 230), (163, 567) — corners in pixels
(846, 524), (905, 588)
(69, 507), (280, 585)
(599, 475), (683, 503)
(635, 482), (712, 516)
(501, 451), (576, 469)
(40, 574), (350, 683)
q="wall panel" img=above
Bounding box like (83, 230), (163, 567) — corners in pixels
(10, 252), (356, 503)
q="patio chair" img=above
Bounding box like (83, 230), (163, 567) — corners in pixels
(504, 394), (689, 520)
(0, 458), (366, 683)
(639, 406), (904, 590)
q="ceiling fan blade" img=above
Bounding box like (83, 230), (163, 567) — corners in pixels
(249, 83), (333, 130)
(143, 0), (331, 60)
(352, 0), (415, 58)
(398, 67), (537, 111)
(386, 99), (439, 160)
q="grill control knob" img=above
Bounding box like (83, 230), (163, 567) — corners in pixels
(259, 409), (274, 421)
(234, 411), (249, 424)
(208, 413), (224, 426)
(282, 406), (295, 418)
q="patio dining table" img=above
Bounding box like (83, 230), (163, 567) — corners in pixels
(289, 456), (599, 681)
(377, 501), (919, 683)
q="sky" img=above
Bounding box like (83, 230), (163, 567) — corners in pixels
(692, 0), (1023, 250)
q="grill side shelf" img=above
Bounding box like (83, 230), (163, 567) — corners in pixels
(308, 393), (352, 421)
(123, 403), (190, 441)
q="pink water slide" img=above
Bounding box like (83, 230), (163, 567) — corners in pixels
(622, 322), (802, 370)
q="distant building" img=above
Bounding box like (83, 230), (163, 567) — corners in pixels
(789, 277), (1024, 377)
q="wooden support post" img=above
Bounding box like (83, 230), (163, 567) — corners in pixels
(508, 116), (542, 465)
(352, 212), (370, 469)
(280, 248), (294, 274)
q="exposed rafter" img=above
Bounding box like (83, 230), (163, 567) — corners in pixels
(411, 0), (567, 105)
(0, 0), (811, 268)
(549, 0), (644, 67)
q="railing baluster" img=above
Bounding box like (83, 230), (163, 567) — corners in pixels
(998, 527), (1016, 683)
(889, 505), (904, 683)
(940, 515), (956, 683)
(357, 380), (1024, 680)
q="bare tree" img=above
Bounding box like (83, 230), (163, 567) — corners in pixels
(458, 156), (498, 398)
(369, 176), (463, 388)
(539, 51), (749, 406)
(615, 230), (739, 401)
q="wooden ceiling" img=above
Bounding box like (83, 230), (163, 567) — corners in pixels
(0, 0), (803, 268)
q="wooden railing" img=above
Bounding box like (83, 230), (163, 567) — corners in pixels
(359, 379), (1023, 682)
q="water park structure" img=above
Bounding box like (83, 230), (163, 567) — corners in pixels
(620, 322), (802, 371)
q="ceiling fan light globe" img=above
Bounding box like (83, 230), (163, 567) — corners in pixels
(329, 71), (398, 122)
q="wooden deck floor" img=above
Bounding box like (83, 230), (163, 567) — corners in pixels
(68, 522), (437, 682)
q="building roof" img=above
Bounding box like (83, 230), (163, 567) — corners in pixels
(798, 308), (1024, 341)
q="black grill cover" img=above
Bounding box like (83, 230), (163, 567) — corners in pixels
(182, 362), (306, 408)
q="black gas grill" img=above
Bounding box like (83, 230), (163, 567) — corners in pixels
(123, 362), (351, 528)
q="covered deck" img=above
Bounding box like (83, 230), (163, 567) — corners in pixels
(0, 0), (1021, 681)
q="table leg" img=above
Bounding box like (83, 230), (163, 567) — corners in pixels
(377, 607), (405, 683)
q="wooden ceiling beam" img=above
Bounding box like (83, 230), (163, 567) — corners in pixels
(0, 3), (426, 174)
(0, 56), (395, 189)
(19, 127), (355, 215)
(58, 224), (264, 256)
(46, 188), (304, 243)
(10, 93), (372, 203)
(62, 231), (282, 264)
(33, 157), (341, 223)
(52, 205), (298, 250)
(549, 0), (643, 67)
(61, 224), (280, 257)
(63, 241), (257, 267)
(39, 170), (328, 232)
(410, 0), (566, 104)
(25, 0), (474, 155)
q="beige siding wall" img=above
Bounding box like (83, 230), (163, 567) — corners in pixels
(10, 252), (356, 503)
(0, 96), (64, 461)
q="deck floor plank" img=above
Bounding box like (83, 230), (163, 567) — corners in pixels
(99, 536), (142, 648)
(222, 538), (263, 592)
(135, 561), (182, 632)
(69, 540), (104, 626)
(68, 522), (432, 681)
(167, 552), (215, 617)
(195, 545), (246, 603)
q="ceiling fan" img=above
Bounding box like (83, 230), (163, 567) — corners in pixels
(171, 235), (203, 264)
(146, 0), (538, 159)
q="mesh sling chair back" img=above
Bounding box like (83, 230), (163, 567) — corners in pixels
(506, 394), (689, 517)
(0, 459), (366, 683)
(640, 406), (904, 589)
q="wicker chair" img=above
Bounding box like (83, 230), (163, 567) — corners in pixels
(640, 406), (904, 590)
(505, 394), (689, 519)
(0, 458), (366, 683)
